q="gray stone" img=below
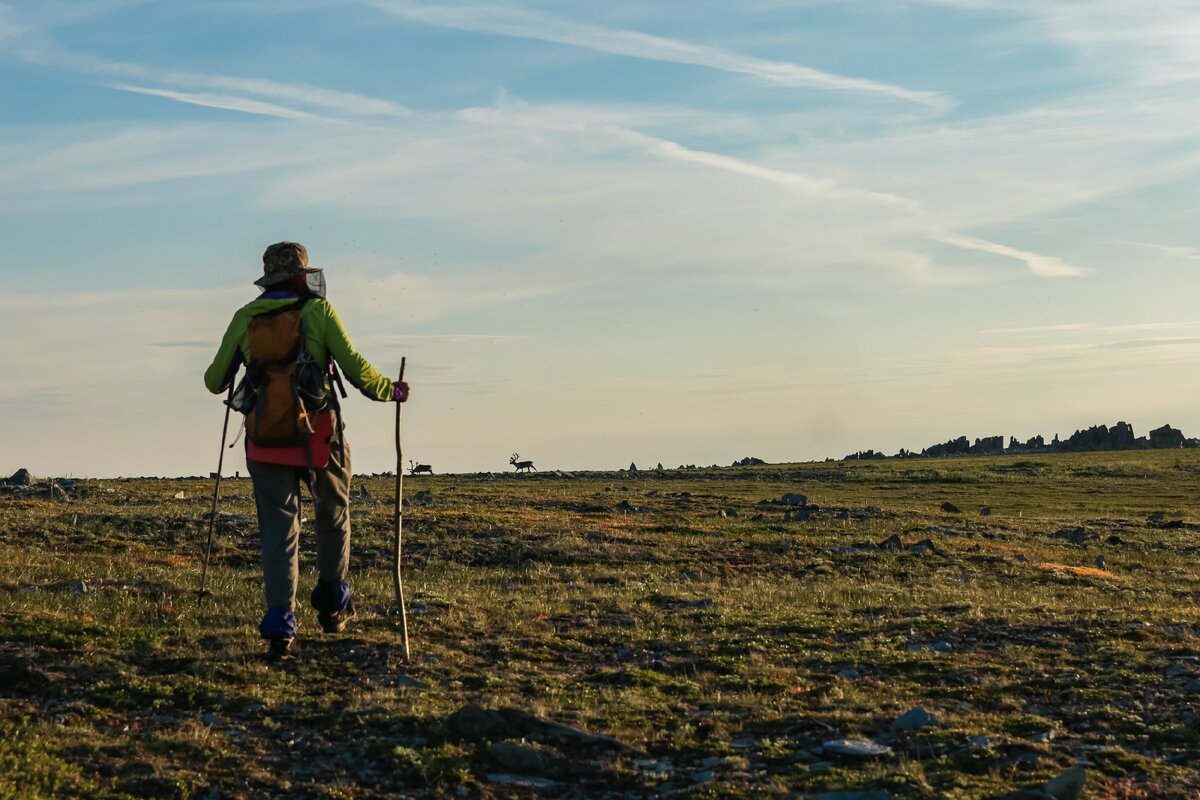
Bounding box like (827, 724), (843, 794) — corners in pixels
(892, 707), (938, 730)
(980, 506), (992, 516)
(1043, 766), (1086, 800)
(906, 538), (940, 555)
(941, 501), (961, 513)
(782, 493), (808, 506)
(822, 738), (893, 758)
(443, 704), (508, 741)
(489, 741), (548, 774)
(1000, 765), (1086, 800)
(808, 791), (893, 800)
(486, 774), (559, 789)
(7, 468), (32, 486)
(395, 674), (430, 689)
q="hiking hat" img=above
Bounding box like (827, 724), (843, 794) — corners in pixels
(255, 241), (323, 288)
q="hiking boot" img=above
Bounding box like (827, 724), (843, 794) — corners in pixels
(267, 637), (298, 661)
(318, 599), (356, 634)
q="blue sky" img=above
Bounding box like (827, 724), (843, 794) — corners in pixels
(2, 0), (1199, 476)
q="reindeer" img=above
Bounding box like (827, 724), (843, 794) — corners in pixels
(408, 460), (434, 475)
(509, 453), (536, 473)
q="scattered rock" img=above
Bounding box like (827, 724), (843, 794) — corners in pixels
(443, 704), (625, 750)
(892, 707), (939, 730)
(485, 774), (559, 789)
(998, 765), (1085, 800)
(821, 739), (893, 759)
(394, 674), (429, 689)
(733, 456), (766, 467)
(173, 491), (187, 499)
(940, 502), (961, 513)
(489, 741), (549, 774)
(808, 791), (893, 800)
(781, 493), (808, 507)
(443, 704), (508, 741)
(906, 538), (942, 555)
(406, 490), (434, 506)
(0, 658), (49, 689)
(877, 534), (904, 550)
(7, 468), (33, 486)
(1093, 554), (1107, 570)
(980, 506), (992, 516)
(1051, 527), (1089, 546)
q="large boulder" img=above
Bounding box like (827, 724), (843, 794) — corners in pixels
(6, 468), (32, 486)
(1149, 424), (1185, 449)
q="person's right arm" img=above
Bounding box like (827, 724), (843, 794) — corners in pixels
(204, 314), (245, 393)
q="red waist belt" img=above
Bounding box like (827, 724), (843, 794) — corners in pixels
(246, 412), (334, 468)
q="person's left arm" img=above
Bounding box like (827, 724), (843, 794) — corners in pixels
(318, 301), (405, 401)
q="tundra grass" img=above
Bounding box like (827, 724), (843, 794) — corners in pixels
(0, 450), (1198, 798)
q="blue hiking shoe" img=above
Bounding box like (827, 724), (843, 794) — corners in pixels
(260, 606), (299, 661)
(311, 580), (355, 634)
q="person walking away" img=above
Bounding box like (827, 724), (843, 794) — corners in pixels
(204, 242), (408, 659)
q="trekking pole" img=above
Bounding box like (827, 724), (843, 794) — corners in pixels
(198, 383), (234, 599)
(392, 358), (411, 662)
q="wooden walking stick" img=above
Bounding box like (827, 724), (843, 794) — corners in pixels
(198, 383), (234, 599)
(392, 358), (411, 662)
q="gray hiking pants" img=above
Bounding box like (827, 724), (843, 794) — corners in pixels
(246, 415), (352, 612)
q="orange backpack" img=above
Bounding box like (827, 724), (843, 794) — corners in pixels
(235, 298), (329, 449)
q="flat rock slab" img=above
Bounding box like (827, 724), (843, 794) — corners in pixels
(486, 773), (559, 789)
(444, 704), (625, 750)
(489, 741), (549, 773)
(822, 739), (894, 758)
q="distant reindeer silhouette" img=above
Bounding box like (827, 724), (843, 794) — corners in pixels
(509, 453), (536, 473)
(408, 460), (433, 475)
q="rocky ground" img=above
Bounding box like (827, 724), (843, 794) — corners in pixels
(1, 451), (1198, 798)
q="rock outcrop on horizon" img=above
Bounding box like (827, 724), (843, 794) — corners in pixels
(845, 421), (1199, 461)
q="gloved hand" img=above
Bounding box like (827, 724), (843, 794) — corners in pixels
(393, 381), (410, 402)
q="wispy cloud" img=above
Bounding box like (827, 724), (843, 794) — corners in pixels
(931, 232), (1088, 278)
(0, 7), (408, 119)
(364, 0), (952, 109)
(111, 84), (325, 120)
(983, 320), (1200, 336)
(459, 100), (1082, 281)
(1108, 240), (1200, 261)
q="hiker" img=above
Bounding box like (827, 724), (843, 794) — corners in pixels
(204, 242), (408, 658)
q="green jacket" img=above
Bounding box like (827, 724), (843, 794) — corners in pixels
(204, 294), (394, 401)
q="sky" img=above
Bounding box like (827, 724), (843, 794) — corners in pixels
(2, 0), (1199, 477)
